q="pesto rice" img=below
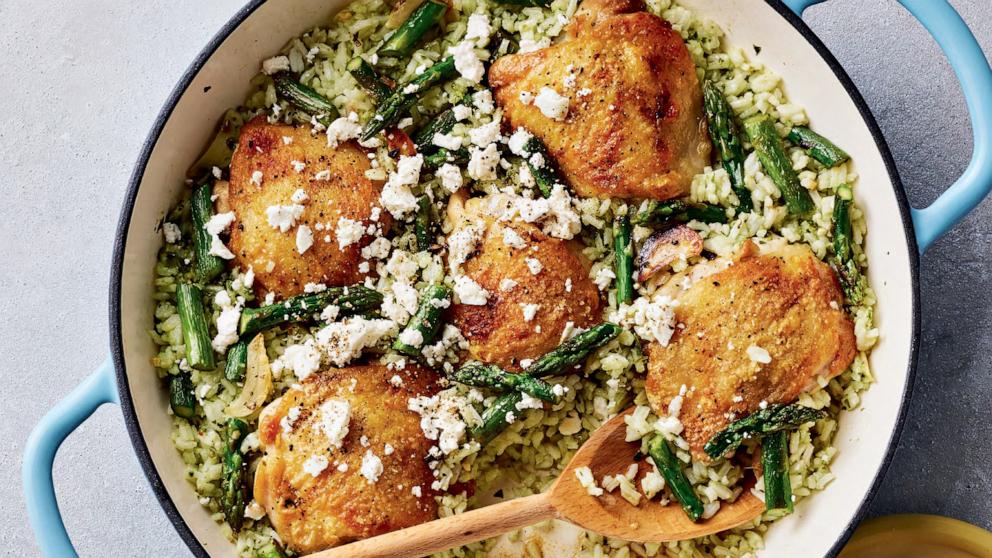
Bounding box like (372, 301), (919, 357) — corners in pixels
(149, 0), (878, 556)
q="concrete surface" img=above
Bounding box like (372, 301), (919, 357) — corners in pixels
(0, 0), (989, 556)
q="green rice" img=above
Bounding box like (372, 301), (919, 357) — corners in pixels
(149, 0), (879, 556)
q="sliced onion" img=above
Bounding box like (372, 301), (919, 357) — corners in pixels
(637, 225), (703, 281)
(225, 334), (272, 418)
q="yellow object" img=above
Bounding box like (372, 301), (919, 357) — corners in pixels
(840, 514), (992, 558)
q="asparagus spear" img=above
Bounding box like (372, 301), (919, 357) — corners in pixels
(378, 0), (448, 59)
(273, 72), (340, 122)
(393, 284), (451, 357)
(347, 57), (393, 102)
(221, 418), (249, 531)
(522, 137), (560, 198)
(648, 435), (704, 522)
(613, 215), (634, 304)
(761, 430), (793, 513)
(177, 283), (216, 371)
(631, 199), (728, 228)
(470, 322), (620, 444)
(239, 285), (383, 338)
(743, 115), (814, 216)
(188, 109), (244, 179)
(702, 81), (753, 213)
(451, 363), (560, 403)
(224, 339), (248, 382)
(833, 185), (854, 262)
(703, 403), (826, 459)
(470, 392), (524, 445)
(191, 182), (225, 283)
(413, 95), (472, 152)
(788, 126), (850, 168)
(524, 322), (621, 378)
(831, 185), (865, 305)
(169, 372), (196, 419)
(423, 147), (469, 169)
(415, 195), (433, 252)
(361, 56), (458, 141)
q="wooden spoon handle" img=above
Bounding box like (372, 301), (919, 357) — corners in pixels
(308, 492), (557, 558)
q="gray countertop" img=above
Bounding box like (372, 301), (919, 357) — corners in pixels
(1, 1), (989, 556)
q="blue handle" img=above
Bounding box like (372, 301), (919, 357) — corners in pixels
(23, 358), (119, 558)
(785, 0), (992, 253)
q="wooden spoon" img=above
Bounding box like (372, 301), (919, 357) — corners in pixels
(310, 408), (764, 558)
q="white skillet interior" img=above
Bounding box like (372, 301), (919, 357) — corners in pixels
(116, 0), (916, 556)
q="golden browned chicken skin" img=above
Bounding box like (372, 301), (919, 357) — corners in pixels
(253, 363), (440, 554)
(228, 116), (391, 300)
(488, 0), (710, 200)
(645, 240), (857, 461)
(445, 193), (601, 371)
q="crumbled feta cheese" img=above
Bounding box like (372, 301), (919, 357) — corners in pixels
(291, 188), (309, 204)
(380, 154), (423, 219)
(326, 115), (362, 148)
(335, 217), (365, 250)
(273, 340), (322, 380)
(411, 485), (423, 497)
(296, 224), (314, 253)
(507, 128), (534, 156)
(472, 90), (494, 114)
(469, 121), (501, 147)
(467, 144), (500, 181)
(518, 37), (549, 54)
(576, 87), (592, 97)
(499, 278), (518, 292)
(162, 222), (181, 244)
(609, 294), (678, 346)
(520, 303), (540, 322)
(564, 277), (572, 293)
(516, 392), (544, 411)
(265, 204), (305, 232)
(390, 374), (404, 387)
(211, 291), (242, 354)
(313, 169), (332, 181)
(398, 328), (425, 348)
(436, 163), (463, 193)
(525, 257), (543, 275)
(261, 55), (290, 75)
(747, 344), (772, 364)
(454, 275), (489, 305)
(432, 132), (463, 151)
(593, 267), (616, 290)
(250, 170), (264, 186)
(519, 165), (536, 188)
(291, 160), (306, 173)
(320, 304), (340, 322)
(534, 87), (569, 120)
(465, 13), (492, 43)
(302, 454), (330, 477)
(315, 317), (395, 366)
(448, 41), (485, 83)
(408, 392), (467, 454)
(204, 212), (236, 259)
(519, 90), (534, 105)
(316, 397), (351, 448)
(452, 104), (472, 121)
(244, 500), (266, 521)
(502, 227), (527, 249)
(360, 450), (384, 483)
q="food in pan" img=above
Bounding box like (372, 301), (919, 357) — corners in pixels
(149, 0), (878, 555)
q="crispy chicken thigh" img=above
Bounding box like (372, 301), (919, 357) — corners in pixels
(645, 240), (856, 461)
(488, 0), (710, 200)
(227, 116), (390, 300)
(446, 193), (601, 370)
(253, 363), (439, 554)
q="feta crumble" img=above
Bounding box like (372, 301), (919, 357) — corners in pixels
(454, 275), (490, 305)
(296, 224), (314, 254)
(448, 41), (485, 83)
(436, 163), (463, 193)
(335, 217), (365, 249)
(315, 317), (395, 366)
(467, 144), (500, 181)
(747, 344), (772, 364)
(316, 397), (351, 448)
(204, 212), (236, 259)
(162, 222), (181, 243)
(265, 204), (305, 232)
(302, 454), (329, 478)
(534, 87), (569, 121)
(360, 450), (384, 483)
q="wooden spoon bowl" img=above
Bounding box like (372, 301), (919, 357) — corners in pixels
(310, 408), (764, 558)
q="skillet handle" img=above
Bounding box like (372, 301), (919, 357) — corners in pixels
(785, 0), (992, 253)
(23, 358), (118, 558)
